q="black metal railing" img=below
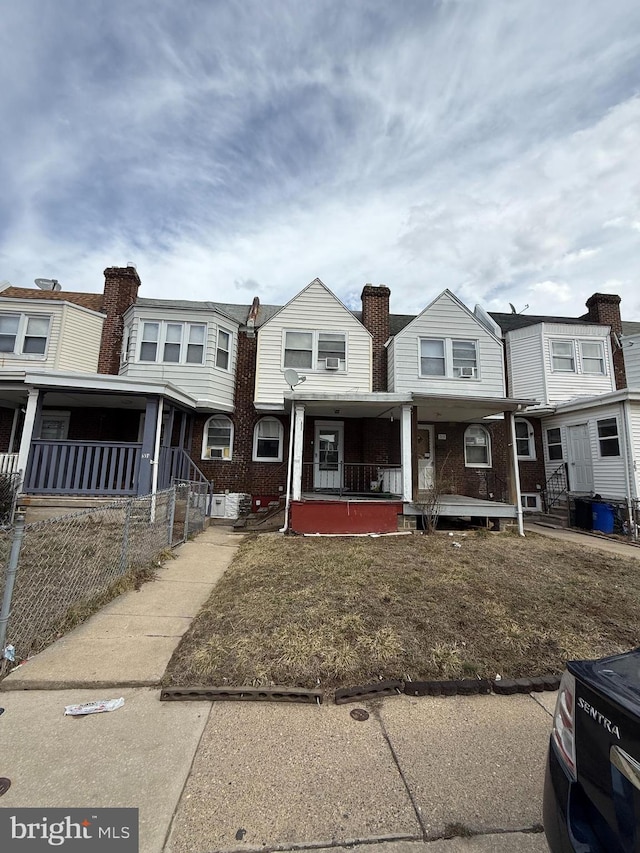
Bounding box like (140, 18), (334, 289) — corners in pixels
(301, 462), (403, 497)
(542, 462), (569, 513)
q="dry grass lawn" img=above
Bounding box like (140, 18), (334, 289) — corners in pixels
(163, 530), (640, 690)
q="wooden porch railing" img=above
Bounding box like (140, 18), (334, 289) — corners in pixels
(25, 441), (142, 495)
(157, 446), (211, 490)
(0, 453), (19, 475)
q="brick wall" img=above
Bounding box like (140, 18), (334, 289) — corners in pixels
(518, 418), (546, 495)
(98, 266), (141, 375)
(0, 408), (16, 453)
(583, 292), (626, 389)
(432, 421), (510, 501)
(61, 408), (141, 442)
(361, 285), (390, 391)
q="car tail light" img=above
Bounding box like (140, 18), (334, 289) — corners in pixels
(552, 670), (577, 780)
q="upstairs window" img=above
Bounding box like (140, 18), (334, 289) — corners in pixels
(283, 331), (346, 371)
(0, 313), (51, 356)
(546, 428), (563, 461)
(203, 415), (233, 460)
(419, 337), (478, 379)
(580, 341), (605, 374)
(253, 417), (284, 462)
(551, 340), (575, 372)
(515, 418), (535, 459)
(138, 321), (207, 365)
(216, 329), (231, 370)
(464, 425), (491, 467)
(597, 417), (620, 457)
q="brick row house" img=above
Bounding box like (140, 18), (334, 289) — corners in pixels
(0, 267), (637, 533)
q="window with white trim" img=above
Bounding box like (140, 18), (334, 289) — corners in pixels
(202, 415), (233, 460)
(546, 427), (563, 461)
(580, 341), (605, 374)
(551, 340), (575, 372)
(216, 329), (231, 370)
(0, 313), (51, 356)
(520, 493), (541, 511)
(464, 425), (491, 467)
(253, 417), (284, 462)
(597, 417), (620, 457)
(419, 338), (478, 379)
(283, 330), (346, 371)
(515, 418), (535, 459)
(121, 324), (131, 364)
(138, 321), (206, 365)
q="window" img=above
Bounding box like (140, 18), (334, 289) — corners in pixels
(121, 324), (131, 364)
(39, 410), (70, 440)
(551, 340), (575, 372)
(419, 337), (478, 379)
(515, 418), (535, 459)
(546, 428), (563, 461)
(520, 493), (541, 511)
(0, 313), (51, 356)
(253, 417), (284, 462)
(464, 425), (491, 467)
(283, 331), (346, 371)
(216, 329), (231, 369)
(420, 339), (445, 376)
(203, 415), (233, 460)
(138, 321), (207, 365)
(597, 418), (620, 457)
(581, 341), (605, 374)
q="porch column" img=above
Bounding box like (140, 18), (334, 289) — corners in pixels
(291, 404), (305, 501)
(17, 389), (40, 482)
(151, 398), (164, 496)
(163, 405), (175, 447)
(138, 397), (159, 495)
(401, 405), (413, 502)
(507, 410), (525, 536)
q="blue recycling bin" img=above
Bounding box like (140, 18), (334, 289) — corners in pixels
(592, 502), (615, 534)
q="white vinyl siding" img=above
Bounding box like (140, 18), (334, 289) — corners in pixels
(623, 334), (640, 389)
(541, 402), (628, 499)
(389, 291), (505, 397)
(0, 301), (103, 373)
(629, 401), (640, 497)
(122, 306), (238, 411)
(254, 279), (371, 408)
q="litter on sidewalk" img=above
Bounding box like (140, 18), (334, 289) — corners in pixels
(64, 698), (125, 716)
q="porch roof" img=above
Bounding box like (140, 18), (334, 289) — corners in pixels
(412, 393), (535, 423)
(284, 392), (410, 418)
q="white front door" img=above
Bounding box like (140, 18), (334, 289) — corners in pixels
(314, 421), (343, 490)
(417, 424), (435, 490)
(568, 424), (594, 492)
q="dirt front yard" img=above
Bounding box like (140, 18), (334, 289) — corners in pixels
(163, 530), (640, 690)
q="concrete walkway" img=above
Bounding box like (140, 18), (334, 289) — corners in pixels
(0, 525), (554, 853)
(525, 520), (640, 558)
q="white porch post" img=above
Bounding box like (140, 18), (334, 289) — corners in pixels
(292, 404), (305, 502)
(401, 404), (413, 502)
(508, 410), (525, 536)
(17, 389), (40, 483)
(151, 398), (164, 497)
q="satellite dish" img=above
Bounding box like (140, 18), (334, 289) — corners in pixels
(283, 369), (307, 390)
(35, 278), (61, 291)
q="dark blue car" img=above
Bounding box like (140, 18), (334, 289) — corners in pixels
(544, 648), (640, 852)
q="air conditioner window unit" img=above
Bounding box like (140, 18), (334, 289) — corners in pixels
(459, 366), (476, 378)
(324, 357), (340, 370)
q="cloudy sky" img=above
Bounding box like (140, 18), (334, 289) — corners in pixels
(2, 1), (640, 320)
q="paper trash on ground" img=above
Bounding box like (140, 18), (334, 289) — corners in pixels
(64, 698), (125, 716)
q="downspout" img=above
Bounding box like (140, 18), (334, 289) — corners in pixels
(621, 398), (636, 535)
(509, 410), (525, 536)
(280, 402), (295, 533)
(150, 398), (164, 521)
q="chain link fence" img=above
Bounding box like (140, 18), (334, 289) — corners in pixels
(0, 471), (21, 525)
(0, 481), (208, 676)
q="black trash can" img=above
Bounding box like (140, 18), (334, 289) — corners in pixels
(574, 497), (593, 531)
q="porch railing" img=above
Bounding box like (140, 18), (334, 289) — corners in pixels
(24, 441), (142, 495)
(541, 462), (569, 513)
(301, 462), (403, 497)
(157, 446), (211, 490)
(0, 453), (19, 475)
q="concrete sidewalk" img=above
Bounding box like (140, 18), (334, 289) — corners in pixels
(525, 521), (640, 558)
(0, 525), (554, 853)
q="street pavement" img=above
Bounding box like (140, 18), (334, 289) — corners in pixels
(1, 524), (554, 853)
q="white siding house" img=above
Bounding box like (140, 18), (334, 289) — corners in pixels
(388, 290), (505, 397)
(623, 333), (640, 389)
(506, 322), (615, 405)
(0, 298), (104, 373)
(121, 303), (239, 411)
(254, 279), (372, 409)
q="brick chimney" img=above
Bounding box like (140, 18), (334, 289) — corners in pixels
(361, 284), (390, 392)
(583, 292), (626, 389)
(98, 265), (141, 374)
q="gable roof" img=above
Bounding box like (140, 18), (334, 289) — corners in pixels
(623, 320), (640, 337)
(258, 277), (369, 333)
(0, 286), (105, 313)
(488, 311), (605, 333)
(393, 289), (502, 343)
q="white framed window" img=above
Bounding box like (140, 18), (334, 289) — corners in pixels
(580, 341), (605, 374)
(464, 425), (491, 467)
(138, 321), (207, 365)
(283, 330), (346, 371)
(551, 340), (576, 372)
(515, 418), (536, 459)
(597, 417), (620, 457)
(216, 328), (231, 370)
(546, 427), (563, 461)
(0, 313), (51, 356)
(202, 415), (233, 460)
(121, 324), (131, 364)
(253, 417), (284, 462)
(39, 410), (70, 441)
(419, 337), (478, 379)
(520, 493), (541, 511)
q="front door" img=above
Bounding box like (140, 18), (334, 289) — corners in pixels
(417, 424), (435, 490)
(314, 421), (343, 490)
(568, 424), (594, 492)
